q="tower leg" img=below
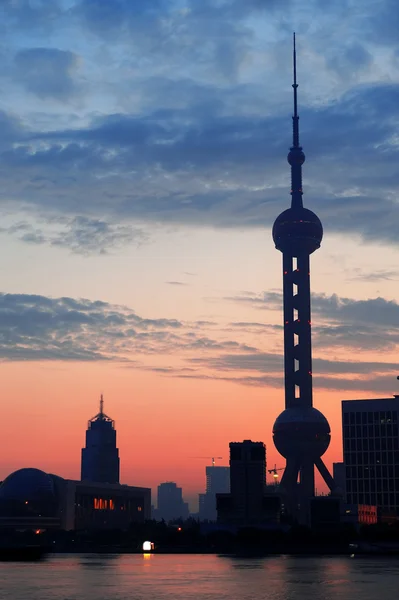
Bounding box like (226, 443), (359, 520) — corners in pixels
(298, 461), (314, 525)
(280, 458), (300, 520)
(315, 457), (338, 494)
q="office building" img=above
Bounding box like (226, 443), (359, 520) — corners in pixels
(199, 465), (230, 521)
(271, 35), (337, 524)
(333, 462), (346, 497)
(342, 396), (399, 520)
(81, 395), (120, 484)
(0, 468), (151, 531)
(216, 440), (280, 526)
(156, 482), (189, 522)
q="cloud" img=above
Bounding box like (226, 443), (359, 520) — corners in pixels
(165, 281), (188, 286)
(0, 290), (396, 395)
(0, 80), (396, 248)
(182, 352), (398, 392)
(0, 217), (148, 255)
(229, 290), (399, 328)
(225, 290), (399, 353)
(0, 292), (255, 362)
(0, 1), (399, 253)
(175, 372), (399, 394)
(0, 0), (62, 32)
(346, 268), (399, 283)
(14, 48), (80, 101)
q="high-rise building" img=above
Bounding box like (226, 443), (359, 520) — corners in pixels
(271, 35), (337, 523)
(216, 440), (280, 526)
(199, 465), (230, 521)
(206, 465), (230, 495)
(156, 482), (189, 522)
(342, 396), (399, 520)
(333, 462), (346, 497)
(81, 395), (120, 484)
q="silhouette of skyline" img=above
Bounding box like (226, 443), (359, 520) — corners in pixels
(0, 3), (398, 510)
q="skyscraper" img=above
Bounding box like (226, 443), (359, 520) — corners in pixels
(271, 35), (337, 523)
(199, 465), (230, 521)
(216, 440), (280, 526)
(342, 396), (399, 520)
(81, 395), (120, 484)
(156, 482), (189, 522)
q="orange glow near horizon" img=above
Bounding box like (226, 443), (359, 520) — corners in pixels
(0, 356), (376, 509)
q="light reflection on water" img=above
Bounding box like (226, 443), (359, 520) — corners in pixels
(1, 554), (399, 600)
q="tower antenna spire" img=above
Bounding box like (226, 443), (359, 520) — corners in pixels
(292, 32), (299, 148)
(100, 393), (104, 416)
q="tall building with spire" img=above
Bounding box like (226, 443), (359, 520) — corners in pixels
(271, 35), (337, 523)
(81, 395), (120, 484)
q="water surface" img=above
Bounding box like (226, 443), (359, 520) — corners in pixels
(1, 553), (398, 600)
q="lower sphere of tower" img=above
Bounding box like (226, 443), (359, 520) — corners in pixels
(272, 207), (323, 256)
(273, 407), (330, 460)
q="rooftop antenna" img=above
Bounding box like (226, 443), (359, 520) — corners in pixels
(292, 32), (299, 148)
(100, 393), (104, 416)
(288, 32), (304, 209)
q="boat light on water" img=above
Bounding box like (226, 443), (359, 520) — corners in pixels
(142, 541), (154, 552)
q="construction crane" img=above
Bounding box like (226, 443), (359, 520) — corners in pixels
(268, 465), (284, 482)
(192, 457), (223, 466)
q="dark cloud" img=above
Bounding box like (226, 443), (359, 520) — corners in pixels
(189, 352), (398, 376)
(182, 351), (398, 392)
(0, 0), (398, 253)
(0, 0), (62, 32)
(346, 268), (399, 283)
(174, 372), (398, 394)
(0, 292), (256, 362)
(225, 291), (399, 353)
(0, 80), (397, 248)
(231, 290), (399, 329)
(0, 217), (147, 255)
(14, 48), (80, 100)
(0, 290), (396, 395)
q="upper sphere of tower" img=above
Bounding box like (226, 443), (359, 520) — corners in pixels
(272, 206), (323, 256)
(287, 146), (305, 166)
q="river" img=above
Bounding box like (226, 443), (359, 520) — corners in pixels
(1, 553), (398, 599)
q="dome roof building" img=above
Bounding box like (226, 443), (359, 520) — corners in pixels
(0, 468), (60, 517)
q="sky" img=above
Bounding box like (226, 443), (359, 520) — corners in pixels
(0, 0), (398, 509)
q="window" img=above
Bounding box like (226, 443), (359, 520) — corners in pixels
(93, 498), (115, 511)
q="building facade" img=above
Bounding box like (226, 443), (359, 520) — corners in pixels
(199, 466), (230, 521)
(156, 482), (189, 522)
(0, 468), (151, 531)
(342, 397), (399, 520)
(81, 396), (120, 484)
(216, 440), (280, 526)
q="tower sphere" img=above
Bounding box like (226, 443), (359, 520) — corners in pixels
(287, 147), (305, 166)
(272, 206), (323, 256)
(273, 407), (331, 460)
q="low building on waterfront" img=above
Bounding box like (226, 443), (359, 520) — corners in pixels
(0, 468), (151, 531)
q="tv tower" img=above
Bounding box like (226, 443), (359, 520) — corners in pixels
(272, 34), (337, 523)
